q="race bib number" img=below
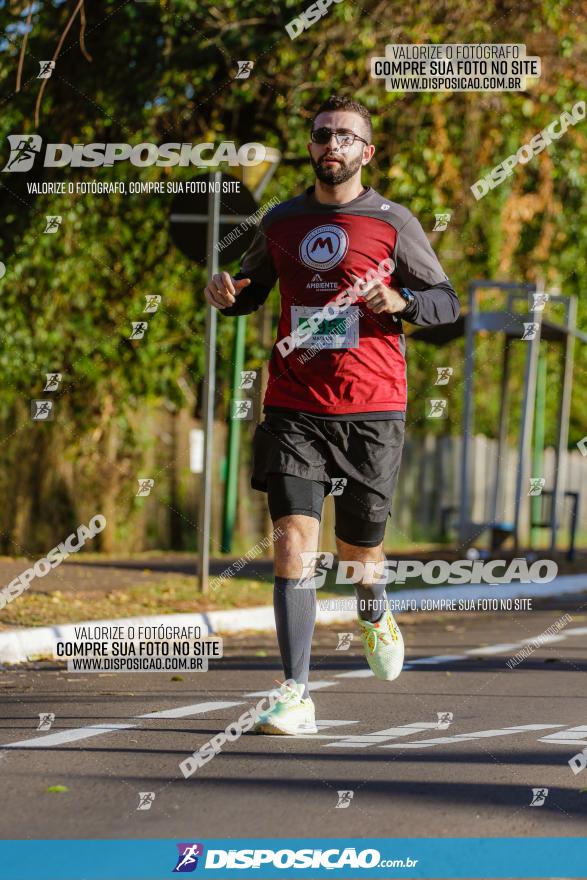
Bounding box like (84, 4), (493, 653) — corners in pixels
(290, 305), (360, 350)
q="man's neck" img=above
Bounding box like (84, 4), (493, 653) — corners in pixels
(313, 177), (367, 205)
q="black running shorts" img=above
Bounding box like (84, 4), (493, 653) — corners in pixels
(251, 409), (405, 547)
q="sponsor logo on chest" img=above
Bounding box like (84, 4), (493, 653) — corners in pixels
(306, 273), (339, 291)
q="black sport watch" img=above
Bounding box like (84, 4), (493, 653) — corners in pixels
(399, 287), (415, 309)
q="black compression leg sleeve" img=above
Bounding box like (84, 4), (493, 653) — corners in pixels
(355, 560), (389, 623)
(273, 576), (316, 699)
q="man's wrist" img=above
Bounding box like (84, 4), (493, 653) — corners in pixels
(396, 287), (417, 318)
(398, 287), (415, 308)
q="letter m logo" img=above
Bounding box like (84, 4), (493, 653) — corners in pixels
(311, 236), (333, 254)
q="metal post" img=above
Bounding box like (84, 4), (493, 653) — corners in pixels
(197, 172), (221, 592)
(221, 314), (247, 553)
(513, 293), (542, 552)
(458, 282), (476, 547)
(491, 332), (512, 525)
(549, 296), (577, 553)
(530, 354), (547, 547)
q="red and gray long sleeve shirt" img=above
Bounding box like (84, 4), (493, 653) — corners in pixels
(220, 185), (459, 418)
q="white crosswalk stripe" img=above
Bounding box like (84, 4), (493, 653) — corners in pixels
(2, 723), (136, 749)
(538, 726), (587, 745)
(325, 722), (441, 748)
(140, 701), (242, 719)
(383, 723), (564, 749)
(1, 701), (243, 749)
(244, 680), (337, 697)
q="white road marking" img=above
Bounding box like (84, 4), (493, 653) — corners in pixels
(2, 723), (136, 749)
(466, 628), (587, 657)
(315, 719), (359, 730)
(465, 643), (521, 655)
(326, 722), (441, 749)
(405, 655), (463, 665)
(538, 726), (587, 745)
(244, 681), (337, 697)
(139, 701), (242, 719)
(336, 655), (462, 677)
(383, 723), (565, 749)
(335, 669), (373, 678)
(0, 701), (243, 749)
(532, 634), (567, 644)
(277, 733), (362, 740)
(276, 720), (361, 740)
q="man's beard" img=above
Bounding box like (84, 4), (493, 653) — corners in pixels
(311, 151), (363, 185)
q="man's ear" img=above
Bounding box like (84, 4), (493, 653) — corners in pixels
(362, 145), (376, 166)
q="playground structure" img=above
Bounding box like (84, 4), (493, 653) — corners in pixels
(411, 281), (587, 559)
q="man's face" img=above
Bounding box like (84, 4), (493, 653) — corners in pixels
(308, 110), (374, 185)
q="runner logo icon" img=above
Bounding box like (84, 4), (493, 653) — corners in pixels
(173, 843), (204, 872)
(299, 224), (348, 271)
(3, 134), (42, 172)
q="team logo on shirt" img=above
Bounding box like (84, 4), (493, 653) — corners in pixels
(299, 224), (348, 271)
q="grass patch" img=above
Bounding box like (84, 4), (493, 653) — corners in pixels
(0, 571), (392, 629)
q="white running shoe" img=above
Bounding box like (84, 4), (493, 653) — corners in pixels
(358, 608), (404, 680)
(252, 681), (318, 735)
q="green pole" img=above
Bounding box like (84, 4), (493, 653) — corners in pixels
(221, 314), (247, 552)
(530, 353), (547, 548)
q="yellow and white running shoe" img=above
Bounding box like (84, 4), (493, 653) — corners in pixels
(252, 681), (318, 736)
(358, 608), (404, 680)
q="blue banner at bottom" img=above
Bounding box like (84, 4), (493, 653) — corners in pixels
(0, 837), (585, 879)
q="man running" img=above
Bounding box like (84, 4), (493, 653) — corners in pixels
(204, 95), (460, 735)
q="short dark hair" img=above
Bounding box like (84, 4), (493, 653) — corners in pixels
(311, 95), (373, 142)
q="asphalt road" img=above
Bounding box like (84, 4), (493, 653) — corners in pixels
(1, 599), (586, 855)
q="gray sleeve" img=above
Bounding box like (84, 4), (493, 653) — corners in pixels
(394, 215), (460, 325)
(218, 221), (278, 317)
(394, 215), (449, 287)
(239, 221), (278, 289)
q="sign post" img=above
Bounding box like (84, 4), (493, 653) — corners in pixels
(197, 171), (221, 592)
(170, 172), (259, 592)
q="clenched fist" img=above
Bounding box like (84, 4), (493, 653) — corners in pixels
(349, 272), (407, 316)
(204, 272), (251, 309)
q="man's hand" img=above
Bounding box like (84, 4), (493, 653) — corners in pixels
(350, 273), (407, 315)
(204, 272), (251, 309)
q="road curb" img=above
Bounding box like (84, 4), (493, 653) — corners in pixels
(0, 574), (585, 663)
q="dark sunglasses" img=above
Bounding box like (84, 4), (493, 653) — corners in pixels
(310, 127), (369, 147)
